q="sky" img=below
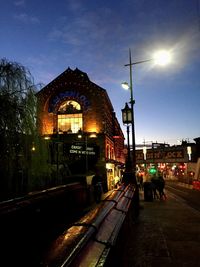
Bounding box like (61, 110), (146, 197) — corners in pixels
(1, 0), (200, 146)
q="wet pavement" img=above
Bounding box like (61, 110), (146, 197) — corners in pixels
(106, 188), (200, 267)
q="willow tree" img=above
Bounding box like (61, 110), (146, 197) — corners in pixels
(0, 58), (41, 199)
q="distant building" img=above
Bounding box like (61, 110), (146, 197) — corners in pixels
(135, 139), (200, 182)
(36, 68), (125, 190)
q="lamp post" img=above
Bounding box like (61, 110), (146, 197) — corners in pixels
(121, 102), (132, 172)
(187, 146), (192, 161)
(122, 49), (149, 183)
(143, 145), (147, 179)
(122, 48), (171, 183)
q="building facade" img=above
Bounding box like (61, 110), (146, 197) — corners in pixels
(36, 68), (125, 191)
(135, 140), (200, 182)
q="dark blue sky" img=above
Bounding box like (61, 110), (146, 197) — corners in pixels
(1, 0), (200, 145)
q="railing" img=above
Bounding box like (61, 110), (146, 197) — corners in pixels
(41, 183), (136, 267)
(0, 182), (86, 217)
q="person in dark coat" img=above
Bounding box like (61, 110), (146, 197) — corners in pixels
(92, 170), (103, 203)
(151, 176), (160, 199)
(157, 175), (167, 200)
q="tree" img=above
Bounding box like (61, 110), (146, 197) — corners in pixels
(0, 58), (40, 199)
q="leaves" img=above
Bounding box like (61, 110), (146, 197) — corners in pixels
(0, 58), (38, 137)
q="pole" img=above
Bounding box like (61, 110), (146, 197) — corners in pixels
(128, 49), (136, 182)
(125, 49), (140, 219)
(126, 125), (131, 171)
(124, 50), (152, 180)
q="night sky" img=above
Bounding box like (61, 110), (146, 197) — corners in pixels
(1, 0), (200, 146)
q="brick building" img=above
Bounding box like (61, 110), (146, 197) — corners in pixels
(36, 68), (125, 190)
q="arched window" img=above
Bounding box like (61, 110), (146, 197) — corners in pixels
(57, 100), (82, 133)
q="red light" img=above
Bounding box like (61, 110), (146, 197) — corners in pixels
(179, 164), (186, 170)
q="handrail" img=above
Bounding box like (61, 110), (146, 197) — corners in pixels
(41, 183), (136, 267)
(0, 183), (82, 216)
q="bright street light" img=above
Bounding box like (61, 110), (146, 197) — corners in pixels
(153, 50), (171, 66)
(121, 82), (129, 90)
(122, 48), (171, 184)
(121, 48), (171, 217)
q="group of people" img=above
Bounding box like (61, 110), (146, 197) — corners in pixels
(138, 173), (167, 200)
(91, 170), (167, 203)
(151, 175), (167, 200)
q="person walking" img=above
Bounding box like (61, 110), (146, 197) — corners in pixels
(92, 170), (103, 203)
(151, 176), (159, 199)
(158, 175), (167, 200)
(139, 175), (144, 191)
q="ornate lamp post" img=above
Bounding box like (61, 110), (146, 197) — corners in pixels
(122, 48), (171, 183)
(121, 48), (171, 218)
(121, 102), (132, 172)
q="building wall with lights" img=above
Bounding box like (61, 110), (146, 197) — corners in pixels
(135, 141), (199, 182)
(36, 68), (125, 190)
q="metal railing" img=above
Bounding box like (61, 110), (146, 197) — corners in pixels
(41, 183), (136, 267)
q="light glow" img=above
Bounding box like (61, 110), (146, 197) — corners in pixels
(121, 82), (129, 90)
(89, 133), (97, 138)
(153, 50), (171, 66)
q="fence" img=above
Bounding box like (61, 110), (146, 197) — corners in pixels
(41, 183), (136, 267)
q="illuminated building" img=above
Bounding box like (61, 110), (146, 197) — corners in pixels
(36, 68), (125, 190)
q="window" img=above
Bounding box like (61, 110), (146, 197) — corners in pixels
(57, 100), (82, 133)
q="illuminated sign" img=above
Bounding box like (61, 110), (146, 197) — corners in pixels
(64, 143), (98, 156)
(69, 144), (96, 155)
(136, 148), (186, 163)
(49, 90), (91, 112)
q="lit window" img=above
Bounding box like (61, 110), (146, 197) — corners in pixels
(106, 144), (110, 159)
(57, 101), (82, 133)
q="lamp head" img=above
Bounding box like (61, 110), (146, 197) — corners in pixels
(121, 82), (129, 90)
(121, 102), (132, 124)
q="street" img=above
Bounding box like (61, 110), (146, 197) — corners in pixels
(105, 180), (200, 267)
(166, 180), (200, 212)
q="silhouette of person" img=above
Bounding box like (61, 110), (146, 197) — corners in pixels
(139, 175), (144, 191)
(158, 175), (166, 200)
(92, 170), (103, 203)
(151, 176), (160, 199)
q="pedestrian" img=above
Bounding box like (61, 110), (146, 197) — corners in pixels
(158, 175), (167, 200)
(151, 176), (159, 199)
(92, 170), (103, 203)
(139, 175), (144, 191)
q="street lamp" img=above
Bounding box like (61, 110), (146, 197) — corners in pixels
(122, 48), (171, 183)
(187, 146), (192, 161)
(121, 102), (132, 172)
(143, 145), (147, 179)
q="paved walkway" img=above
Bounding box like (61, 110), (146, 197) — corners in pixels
(107, 189), (200, 267)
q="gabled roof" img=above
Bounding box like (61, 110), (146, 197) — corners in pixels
(36, 67), (90, 96)
(36, 67), (114, 111)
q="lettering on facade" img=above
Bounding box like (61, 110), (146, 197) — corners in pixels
(136, 148), (185, 162)
(69, 144), (96, 155)
(48, 90), (91, 112)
